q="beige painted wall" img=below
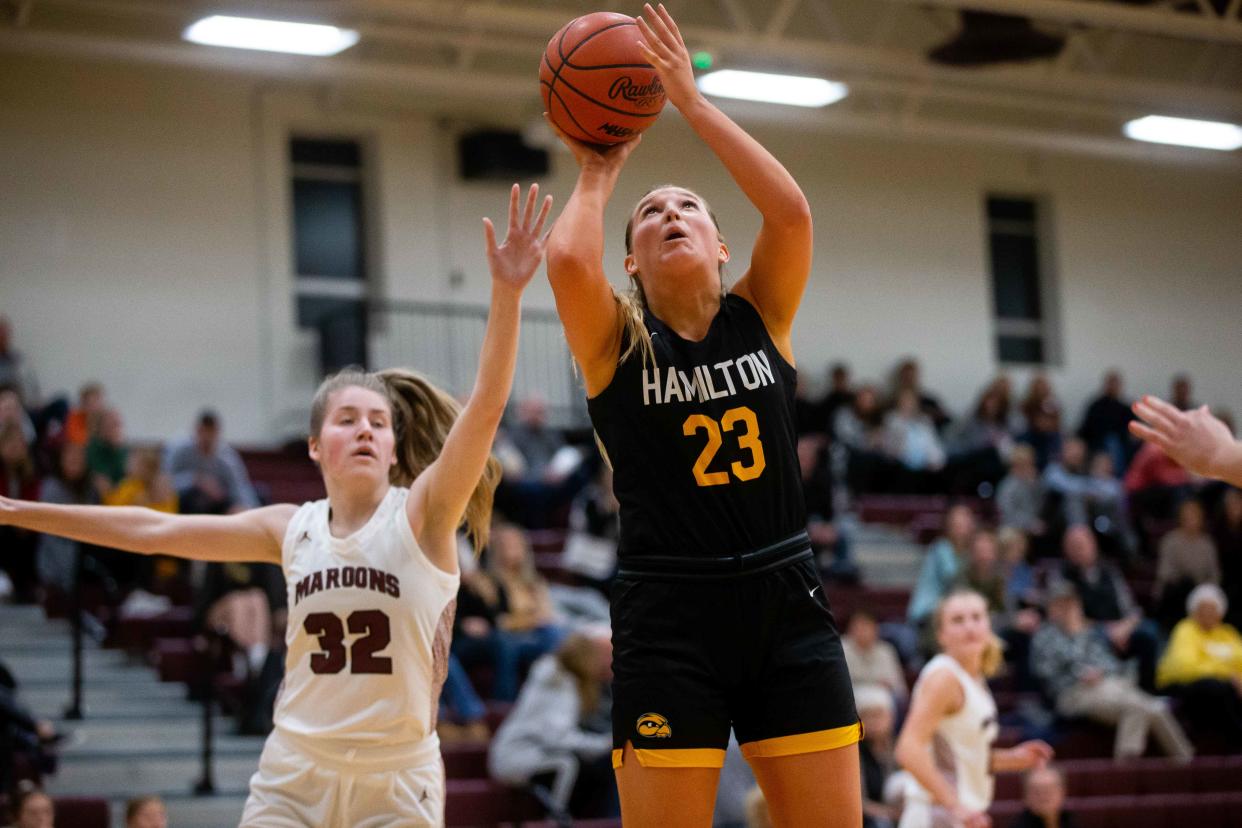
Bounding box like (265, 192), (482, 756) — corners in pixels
(3, 54), (1240, 444)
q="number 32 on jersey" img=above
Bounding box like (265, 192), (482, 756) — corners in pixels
(683, 405), (766, 487)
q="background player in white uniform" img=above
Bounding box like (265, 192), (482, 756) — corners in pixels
(0, 183), (553, 827)
(895, 590), (1053, 828)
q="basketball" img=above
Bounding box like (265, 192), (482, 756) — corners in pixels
(539, 11), (667, 145)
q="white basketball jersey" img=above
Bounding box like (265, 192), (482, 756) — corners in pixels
(273, 486), (459, 760)
(905, 654), (999, 812)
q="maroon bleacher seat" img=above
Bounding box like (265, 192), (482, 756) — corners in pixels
(109, 606), (194, 653)
(443, 742), (489, 779)
(52, 796), (110, 828)
(445, 779), (544, 827)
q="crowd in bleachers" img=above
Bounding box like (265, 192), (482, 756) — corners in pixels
(3, 303), (1242, 826)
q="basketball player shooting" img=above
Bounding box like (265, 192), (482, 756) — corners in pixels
(0, 184), (552, 827)
(544, 4), (861, 826)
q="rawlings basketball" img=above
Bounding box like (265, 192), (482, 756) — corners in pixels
(539, 12), (667, 145)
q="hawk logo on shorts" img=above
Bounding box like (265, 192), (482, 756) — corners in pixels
(636, 712), (671, 739)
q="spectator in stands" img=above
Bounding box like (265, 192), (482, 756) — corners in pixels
(35, 442), (96, 593)
(794, 375), (828, 438)
(1018, 374), (1063, 469)
(0, 391), (34, 450)
(1156, 584), (1242, 749)
(164, 409), (259, 514)
(985, 374), (1023, 433)
(855, 684), (900, 828)
(437, 652), (490, 744)
(197, 561), (277, 684)
(998, 527), (1039, 611)
(1009, 765), (1076, 828)
(835, 384), (885, 453)
(85, 408), (127, 498)
(798, 435), (855, 580)
(62, 382), (105, 447)
(908, 505), (976, 647)
(1153, 499), (1220, 630)
(1042, 438), (1093, 534)
(997, 445), (1047, 549)
(1124, 440), (1194, 529)
(103, 447), (177, 513)
(1170, 373), (1195, 411)
(493, 396), (589, 528)
(1059, 526), (1161, 691)
(954, 530), (1006, 616)
(822, 362), (855, 439)
(0, 319), (38, 412)
(944, 385), (1013, 494)
(1213, 488), (1242, 628)
(0, 424), (40, 602)
(488, 628), (617, 819)
(6, 784), (53, 828)
(124, 796), (167, 828)
(888, 357), (950, 432)
(883, 388), (946, 486)
(842, 610), (908, 703)
(1078, 370), (1135, 473)
(485, 523), (566, 701)
(1030, 581), (1192, 762)
(563, 463), (620, 593)
(0, 674), (60, 804)
(1085, 451), (1135, 561)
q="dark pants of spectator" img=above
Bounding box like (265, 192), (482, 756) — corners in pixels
(1155, 579), (1199, 632)
(0, 529), (39, 604)
(944, 447), (1006, 497)
(492, 626), (566, 702)
(1166, 678), (1242, 748)
(1129, 485), (1196, 551)
(178, 485), (234, 516)
(440, 653), (486, 724)
(495, 464), (593, 530)
(1002, 627), (1037, 693)
(1116, 620), (1162, 693)
(567, 750), (621, 818)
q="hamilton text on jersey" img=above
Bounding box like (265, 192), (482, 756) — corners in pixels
(293, 567), (401, 605)
(640, 349), (776, 407)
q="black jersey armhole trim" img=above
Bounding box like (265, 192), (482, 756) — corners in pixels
(725, 291), (798, 378)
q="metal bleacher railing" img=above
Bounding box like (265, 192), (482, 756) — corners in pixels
(317, 299), (589, 430)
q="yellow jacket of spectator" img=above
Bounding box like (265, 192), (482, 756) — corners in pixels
(103, 478), (178, 513)
(1157, 618), (1242, 688)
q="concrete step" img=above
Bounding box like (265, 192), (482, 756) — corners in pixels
(28, 688), (195, 720)
(1, 649), (135, 676)
(60, 719), (265, 756)
(47, 753), (259, 798)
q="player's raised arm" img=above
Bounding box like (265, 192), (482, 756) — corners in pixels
(1130, 395), (1242, 487)
(409, 184), (551, 560)
(544, 125), (643, 396)
(0, 497), (292, 564)
(636, 3), (812, 360)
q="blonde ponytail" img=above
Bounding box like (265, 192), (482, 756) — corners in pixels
(981, 633), (1004, 679)
(378, 369), (501, 551)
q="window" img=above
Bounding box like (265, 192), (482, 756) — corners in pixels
(986, 196), (1057, 365)
(290, 138), (369, 373)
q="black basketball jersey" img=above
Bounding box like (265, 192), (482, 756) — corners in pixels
(587, 293), (807, 561)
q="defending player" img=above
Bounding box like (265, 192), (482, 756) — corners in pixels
(0, 184), (552, 826)
(544, 4), (860, 825)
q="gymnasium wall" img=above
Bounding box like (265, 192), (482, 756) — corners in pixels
(3, 55), (1240, 445)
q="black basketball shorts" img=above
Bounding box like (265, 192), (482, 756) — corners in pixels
(609, 543), (860, 769)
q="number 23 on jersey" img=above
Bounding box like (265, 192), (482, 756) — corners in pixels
(683, 405), (767, 487)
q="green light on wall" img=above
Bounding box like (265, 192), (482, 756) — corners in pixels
(691, 51), (714, 70)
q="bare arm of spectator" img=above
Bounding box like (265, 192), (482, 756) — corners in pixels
(1131, 395), (1242, 487)
(0, 496), (293, 564)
